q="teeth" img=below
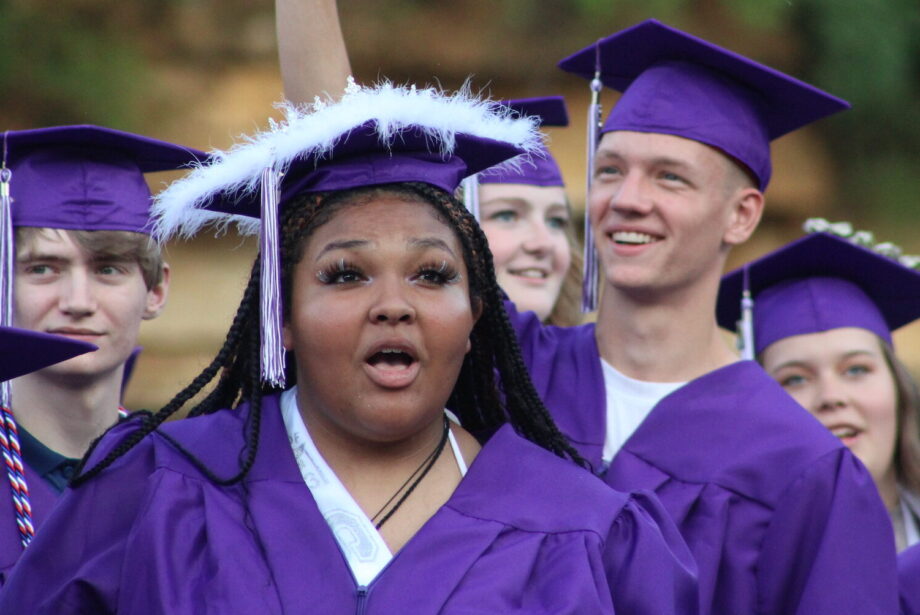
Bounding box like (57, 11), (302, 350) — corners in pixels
(370, 348), (414, 367)
(831, 426), (858, 439)
(613, 231), (656, 245)
(510, 268), (547, 279)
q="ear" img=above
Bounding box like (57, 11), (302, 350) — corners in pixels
(142, 263), (171, 320)
(723, 188), (764, 246)
(282, 320), (294, 351)
(471, 296), (484, 323)
(466, 297), (484, 355)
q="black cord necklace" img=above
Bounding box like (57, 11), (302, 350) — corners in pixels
(372, 416), (451, 530)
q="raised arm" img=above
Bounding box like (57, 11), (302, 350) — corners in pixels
(276, 0), (352, 104)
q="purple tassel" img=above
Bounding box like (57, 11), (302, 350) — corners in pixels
(581, 62), (603, 313)
(739, 266), (755, 360)
(259, 166), (286, 388)
(461, 174), (480, 221)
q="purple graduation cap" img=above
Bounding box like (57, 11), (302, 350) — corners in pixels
(478, 96), (568, 188)
(0, 326), (97, 383)
(2, 125), (207, 234)
(717, 232), (920, 358)
(557, 18), (850, 310)
(462, 96), (568, 221)
(152, 81), (543, 387)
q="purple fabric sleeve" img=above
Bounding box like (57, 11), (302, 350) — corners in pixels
(899, 543), (920, 615)
(757, 449), (898, 614)
(603, 490), (699, 615)
(502, 298), (607, 469)
(0, 419), (151, 612)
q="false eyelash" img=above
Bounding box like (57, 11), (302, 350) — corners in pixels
(316, 258), (362, 284)
(416, 260), (461, 284)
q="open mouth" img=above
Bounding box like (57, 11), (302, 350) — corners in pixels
(508, 267), (549, 279)
(611, 231), (660, 245)
(364, 344), (420, 389)
(830, 425), (860, 440)
(366, 348), (416, 369)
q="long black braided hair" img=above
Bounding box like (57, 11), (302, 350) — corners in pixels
(71, 182), (584, 487)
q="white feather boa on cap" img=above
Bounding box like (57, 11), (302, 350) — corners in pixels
(152, 79), (544, 240)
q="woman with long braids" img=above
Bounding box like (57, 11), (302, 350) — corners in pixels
(0, 83), (697, 614)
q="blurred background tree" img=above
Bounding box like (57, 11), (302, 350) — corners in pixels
(2, 0), (917, 406)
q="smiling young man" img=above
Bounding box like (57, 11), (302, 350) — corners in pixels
(503, 19), (897, 615)
(0, 125), (203, 582)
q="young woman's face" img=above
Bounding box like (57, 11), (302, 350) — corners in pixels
(478, 183), (571, 320)
(283, 196), (478, 444)
(762, 327), (899, 486)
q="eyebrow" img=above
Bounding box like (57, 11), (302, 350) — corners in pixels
(315, 239), (370, 261)
(17, 252), (70, 264)
(594, 150), (693, 171)
(650, 157), (694, 171)
(769, 359), (812, 373)
(771, 349), (877, 373)
(480, 197), (529, 208)
(407, 237), (457, 258)
(17, 251), (135, 266)
(315, 236), (457, 261)
(841, 349), (878, 361)
(480, 197), (569, 211)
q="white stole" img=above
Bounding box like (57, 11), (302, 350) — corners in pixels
(280, 387), (468, 586)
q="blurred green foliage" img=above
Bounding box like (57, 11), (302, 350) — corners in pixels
(0, 3), (147, 128)
(1, 0), (916, 222)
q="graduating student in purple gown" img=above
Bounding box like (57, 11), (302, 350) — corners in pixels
(0, 127), (203, 582)
(719, 225), (920, 553)
(504, 19), (896, 614)
(0, 83), (698, 614)
(463, 96), (583, 327)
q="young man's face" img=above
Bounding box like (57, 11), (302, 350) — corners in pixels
(588, 130), (758, 298)
(13, 229), (168, 382)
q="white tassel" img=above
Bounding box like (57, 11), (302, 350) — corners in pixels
(581, 68), (603, 313)
(461, 174), (480, 221)
(738, 267), (755, 360)
(1, 143), (14, 408)
(259, 166), (286, 388)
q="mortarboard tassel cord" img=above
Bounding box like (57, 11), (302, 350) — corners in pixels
(259, 165), (287, 388)
(581, 57), (603, 313)
(0, 134), (36, 549)
(739, 265), (755, 360)
(461, 174), (480, 221)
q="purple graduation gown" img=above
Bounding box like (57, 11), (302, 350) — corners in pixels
(507, 301), (898, 614)
(900, 543), (920, 615)
(0, 393), (699, 614)
(0, 464), (58, 586)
